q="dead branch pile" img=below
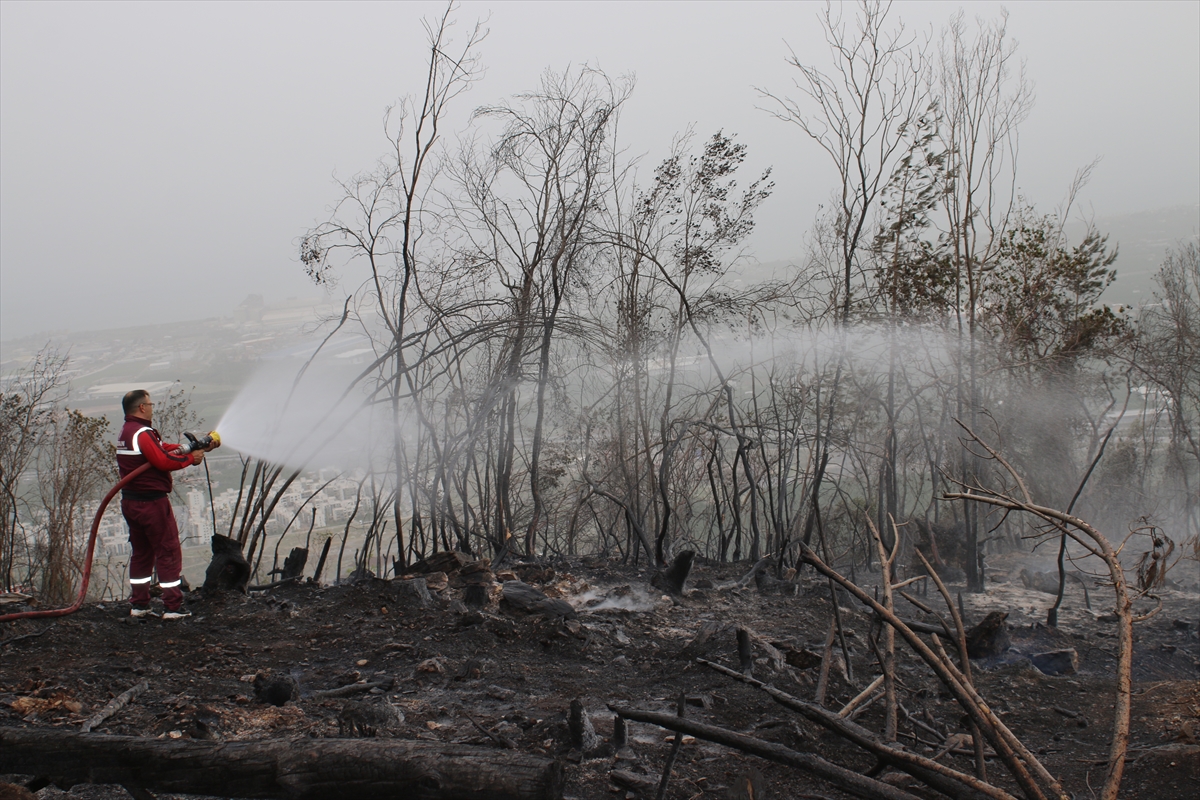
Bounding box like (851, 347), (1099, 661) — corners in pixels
(612, 428), (1141, 800)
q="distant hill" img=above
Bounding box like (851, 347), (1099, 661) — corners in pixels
(0, 295), (340, 430)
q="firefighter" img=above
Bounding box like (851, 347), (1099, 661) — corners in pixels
(117, 389), (218, 619)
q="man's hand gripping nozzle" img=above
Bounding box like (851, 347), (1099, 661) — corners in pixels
(175, 430), (221, 455)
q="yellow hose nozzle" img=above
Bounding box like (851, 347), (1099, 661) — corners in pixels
(181, 430), (221, 454)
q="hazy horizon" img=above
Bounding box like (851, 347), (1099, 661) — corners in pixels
(3, 0), (1198, 342)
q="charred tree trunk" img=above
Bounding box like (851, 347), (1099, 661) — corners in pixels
(0, 729), (564, 800)
(202, 534), (251, 594)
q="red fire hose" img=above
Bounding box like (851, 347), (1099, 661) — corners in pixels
(0, 462), (151, 623)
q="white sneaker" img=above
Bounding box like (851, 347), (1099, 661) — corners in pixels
(130, 607), (154, 618)
(162, 609), (191, 620)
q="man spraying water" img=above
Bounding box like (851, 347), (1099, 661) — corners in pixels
(117, 389), (220, 619)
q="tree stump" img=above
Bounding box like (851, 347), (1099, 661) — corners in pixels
(278, 547), (309, 580)
(461, 560), (496, 607)
(675, 620), (727, 661)
(253, 671), (298, 706)
(568, 698), (603, 756)
(395, 577), (433, 608)
(338, 699), (405, 737)
(203, 534), (251, 594)
(965, 611), (1010, 659)
(650, 550), (695, 596)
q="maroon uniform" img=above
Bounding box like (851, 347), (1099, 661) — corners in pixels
(116, 416), (200, 613)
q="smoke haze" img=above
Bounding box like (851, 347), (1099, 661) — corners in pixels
(2, 1), (1197, 341)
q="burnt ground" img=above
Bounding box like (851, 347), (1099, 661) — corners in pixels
(1, 555), (1198, 800)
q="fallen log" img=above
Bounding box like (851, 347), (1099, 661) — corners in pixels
(610, 705), (923, 800)
(0, 728), (564, 800)
(700, 659), (1016, 800)
(309, 677), (395, 700)
(710, 555), (773, 592)
(896, 616), (954, 638)
(501, 581), (576, 619)
(1019, 568), (1091, 611)
(404, 550), (471, 576)
(838, 675), (884, 719)
(799, 544), (1059, 800)
(80, 680), (148, 732)
(609, 770), (656, 792)
(249, 575), (303, 592)
(0, 623), (55, 649)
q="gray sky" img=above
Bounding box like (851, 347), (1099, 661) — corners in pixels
(2, 0), (1197, 342)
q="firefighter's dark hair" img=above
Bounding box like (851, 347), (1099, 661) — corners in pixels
(122, 389), (150, 415)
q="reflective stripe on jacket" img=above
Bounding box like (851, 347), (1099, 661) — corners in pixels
(116, 416), (197, 494)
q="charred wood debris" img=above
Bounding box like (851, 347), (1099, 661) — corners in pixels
(1, 545), (1198, 800)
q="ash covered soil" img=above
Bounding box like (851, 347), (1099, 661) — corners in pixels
(2, 554), (1198, 800)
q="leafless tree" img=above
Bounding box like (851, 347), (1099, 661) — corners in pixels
(0, 348), (69, 592)
(300, 4), (486, 566)
(945, 421), (1146, 800)
(763, 0), (927, 323)
(35, 409), (116, 604)
(761, 0), (929, 580)
(1131, 242), (1200, 539)
(935, 8), (1034, 590)
(452, 66), (631, 557)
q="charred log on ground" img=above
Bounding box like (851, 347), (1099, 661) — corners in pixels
(0, 728), (565, 800)
(501, 581), (576, 619)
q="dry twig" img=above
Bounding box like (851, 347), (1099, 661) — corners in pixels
(798, 542), (1064, 800)
(702, 659), (1019, 800)
(946, 420), (1135, 800)
(864, 514), (899, 741)
(611, 704), (924, 800)
(81, 680), (148, 733)
(655, 692), (686, 800)
(916, 548), (986, 781)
